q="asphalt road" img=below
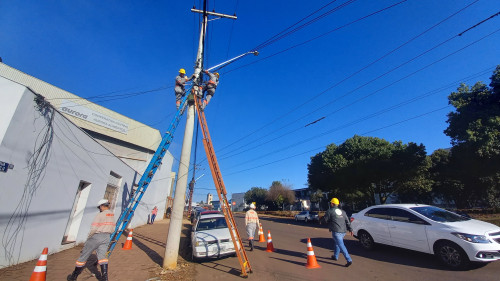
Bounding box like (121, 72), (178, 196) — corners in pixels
(193, 213), (500, 281)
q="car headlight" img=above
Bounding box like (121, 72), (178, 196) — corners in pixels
(452, 232), (491, 243)
(195, 240), (206, 247)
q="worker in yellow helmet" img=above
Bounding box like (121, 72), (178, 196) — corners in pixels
(325, 197), (353, 267)
(174, 68), (194, 109)
(200, 70), (219, 111)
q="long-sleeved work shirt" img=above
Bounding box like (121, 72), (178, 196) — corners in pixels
(89, 209), (115, 237)
(205, 72), (218, 89)
(245, 209), (260, 226)
(175, 75), (192, 93)
(325, 207), (352, 233)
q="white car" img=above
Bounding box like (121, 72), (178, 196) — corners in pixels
(294, 211), (319, 223)
(191, 213), (238, 260)
(350, 204), (500, 268)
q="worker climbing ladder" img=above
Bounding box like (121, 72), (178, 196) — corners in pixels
(193, 94), (253, 277)
(106, 92), (191, 257)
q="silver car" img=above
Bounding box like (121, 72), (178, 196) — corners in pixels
(294, 211), (319, 223)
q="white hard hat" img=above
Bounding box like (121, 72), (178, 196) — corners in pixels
(97, 199), (110, 206)
(249, 203), (256, 209)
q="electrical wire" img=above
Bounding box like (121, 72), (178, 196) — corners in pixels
(216, 4), (491, 157)
(252, 0), (358, 51)
(215, 0), (413, 154)
(222, 66), (495, 170)
(225, 105), (451, 176)
(219, 24), (499, 162)
(2, 95), (54, 266)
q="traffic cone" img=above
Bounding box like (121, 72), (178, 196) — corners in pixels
(258, 223), (266, 242)
(265, 230), (274, 252)
(122, 229), (133, 250)
(305, 238), (321, 269)
(29, 247), (48, 281)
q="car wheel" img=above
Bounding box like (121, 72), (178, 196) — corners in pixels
(435, 241), (469, 269)
(305, 218), (308, 223)
(358, 230), (375, 250)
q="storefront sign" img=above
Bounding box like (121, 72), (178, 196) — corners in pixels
(60, 100), (129, 134)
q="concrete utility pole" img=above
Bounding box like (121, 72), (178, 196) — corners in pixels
(163, 0), (236, 270)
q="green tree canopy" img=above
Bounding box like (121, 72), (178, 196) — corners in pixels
(308, 135), (430, 205)
(244, 187), (268, 207)
(443, 66), (500, 208)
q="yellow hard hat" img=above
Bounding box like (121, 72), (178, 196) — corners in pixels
(331, 198), (340, 205)
(179, 68), (186, 74)
(214, 72), (219, 78)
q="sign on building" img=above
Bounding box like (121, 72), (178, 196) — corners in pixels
(59, 100), (129, 134)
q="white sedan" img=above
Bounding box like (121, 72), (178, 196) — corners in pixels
(191, 213), (238, 260)
(350, 204), (500, 269)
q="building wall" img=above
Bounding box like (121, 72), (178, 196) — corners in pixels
(0, 78), (173, 268)
(0, 63), (162, 150)
(231, 193), (247, 212)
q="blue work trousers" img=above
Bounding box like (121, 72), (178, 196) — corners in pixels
(332, 232), (352, 262)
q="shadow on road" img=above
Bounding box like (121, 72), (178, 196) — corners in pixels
(196, 256), (242, 277)
(300, 237), (487, 272)
(132, 235), (163, 266)
(134, 232), (166, 248)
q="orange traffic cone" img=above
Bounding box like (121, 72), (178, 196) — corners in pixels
(258, 223), (266, 242)
(305, 238), (321, 269)
(265, 230), (275, 252)
(122, 229), (134, 250)
(29, 247), (48, 281)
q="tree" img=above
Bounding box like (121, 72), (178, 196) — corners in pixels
(307, 135), (431, 205)
(444, 66), (500, 208)
(267, 181), (295, 210)
(429, 149), (465, 206)
(244, 187), (268, 207)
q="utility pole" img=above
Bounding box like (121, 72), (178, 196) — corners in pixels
(163, 0), (236, 270)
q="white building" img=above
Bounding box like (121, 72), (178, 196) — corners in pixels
(0, 63), (175, 268)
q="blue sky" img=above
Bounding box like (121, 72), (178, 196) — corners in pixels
(1, 0), (499, 203)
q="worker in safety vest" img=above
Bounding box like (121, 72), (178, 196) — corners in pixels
(175, 68), (194, 109)
(200, 70), (219, 110)
(245, 203), (260, 251)
(67, 199), (115, 281)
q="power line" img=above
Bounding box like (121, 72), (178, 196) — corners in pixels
(216, 7), (494, 158)
(213, 0), (416, 154)
(225, 105), (451, 176)
(251, 0), (342, 50)
(222, 66), (495, 169)
(221, 23), (499, 160)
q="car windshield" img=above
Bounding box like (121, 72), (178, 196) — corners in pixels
(410, 206), (471, 222)
(196, 217), (228, 230)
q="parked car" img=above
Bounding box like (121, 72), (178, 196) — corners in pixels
(190, 207), (207, 223)
(350, 204), (500, 269)
(294, 211), (319, 223)
(191, 212), (238, 260)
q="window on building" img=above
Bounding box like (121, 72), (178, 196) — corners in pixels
(104, 171), (122, 211)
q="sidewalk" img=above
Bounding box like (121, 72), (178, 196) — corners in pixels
(0, 218), (195, 281)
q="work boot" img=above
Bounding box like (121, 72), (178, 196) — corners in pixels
(249, 240), (254, 251)
(67, 266), (84, 281)
(100, 264), (109, 281)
